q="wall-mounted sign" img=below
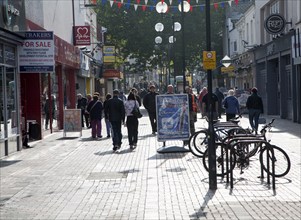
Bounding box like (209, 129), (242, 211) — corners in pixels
(73, 26), (91, 46)
(18, 31), (55, 73)
(264, 14), (286, 35)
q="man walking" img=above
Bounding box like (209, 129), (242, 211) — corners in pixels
(105, 89), (125, 152)
(246, 87), (264, 134)
(77, 93), (88, 128)
(143, 85), (159, 135)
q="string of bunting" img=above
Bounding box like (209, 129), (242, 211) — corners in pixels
(100, 0), (240, 12)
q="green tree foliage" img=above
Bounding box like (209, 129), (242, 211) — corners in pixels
(95, 0), (225, 75)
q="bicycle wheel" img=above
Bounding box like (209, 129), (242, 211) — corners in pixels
(188, 131), (204, 157)
(191, 130), (208, 156)
(259, 145), (291, 177)
(202, 144), (236, 176)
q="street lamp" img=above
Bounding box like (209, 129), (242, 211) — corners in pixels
(178, 0), (190, 92)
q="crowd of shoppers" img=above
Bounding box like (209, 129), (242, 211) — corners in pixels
(76, 84), (263, 152)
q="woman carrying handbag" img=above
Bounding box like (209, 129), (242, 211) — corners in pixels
(124, 92), (140, 150)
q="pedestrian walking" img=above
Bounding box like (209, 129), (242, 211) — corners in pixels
(223, 89), (240, 121)
(202, 91), (219, 120)
(84, 94), (92, 128)
(103, 93), (112, 138)
(185, 86), (198, 135)
(131, 88), (141, 106)
(105, 89), (125, 152)
(143, 84), (159, 135)
(214, 87), (224, 118)
(124, 92), (140, 150)
(198, 87), (208, 118)
(86, 94), (103, 139)
(44, 94), (56, 130)
(77, 93), (88, 128)
(246, 87), (264, 134)
(166, 84), (174, 94)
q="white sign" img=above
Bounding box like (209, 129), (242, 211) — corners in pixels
(221, 55), (232, 68)
(18, 31), (55, 73)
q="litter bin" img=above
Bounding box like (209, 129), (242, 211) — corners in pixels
(29, 122), (41, 140)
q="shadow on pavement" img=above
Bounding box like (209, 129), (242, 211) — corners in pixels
(189, 189), (216, 219)
(0, 160), (22, 168)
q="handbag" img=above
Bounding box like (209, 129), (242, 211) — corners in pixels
(131, 101), (142, 118)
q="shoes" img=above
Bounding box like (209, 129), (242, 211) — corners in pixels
(113, 145), (118, 152)
(130, 145), (134, 150)
(92, 136), (96, 139)
(98, 135), (103, 138)
(23, 145), (33, 149)
(107, 135), (110, 138)
(152, 132), (156, 135)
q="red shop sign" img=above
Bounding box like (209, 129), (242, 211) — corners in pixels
(73, 26), (91, 46)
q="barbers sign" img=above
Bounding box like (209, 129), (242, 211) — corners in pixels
(264, 14), (286, 35)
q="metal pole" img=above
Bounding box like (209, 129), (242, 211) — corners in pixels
(181, 0), (186, 92)
(205, 0), (217, 190)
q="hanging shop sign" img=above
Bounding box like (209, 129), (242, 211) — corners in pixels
(73, 26), (91, 46)
(18, 31), (55, 73)
(103, 46), (115, 63)
(264, 14), (286, 35)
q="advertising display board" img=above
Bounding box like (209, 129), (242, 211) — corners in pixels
(63, 109), (82, 137)
(156, 94), (190, 142)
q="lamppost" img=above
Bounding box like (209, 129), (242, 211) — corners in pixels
(155, 2), (183, 88)
(178, 0), (190, 91)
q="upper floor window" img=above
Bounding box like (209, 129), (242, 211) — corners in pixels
(233, 41), (237, 52)
(270, 1), (280, 14)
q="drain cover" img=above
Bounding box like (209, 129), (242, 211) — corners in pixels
(87, 172), (128, 180)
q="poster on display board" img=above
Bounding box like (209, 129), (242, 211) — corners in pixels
(63, 109), (82, 137)
(18, 31), (54, 73)
(156, 94), (190, 142)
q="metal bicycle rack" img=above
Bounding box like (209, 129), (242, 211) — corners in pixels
(223, 137), (276, 190)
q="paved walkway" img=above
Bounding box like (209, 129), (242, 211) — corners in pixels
(0, 111), (300, 220)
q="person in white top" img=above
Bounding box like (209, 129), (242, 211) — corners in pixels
(124, 92), (140, 150)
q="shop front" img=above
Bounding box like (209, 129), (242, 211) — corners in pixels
(0, 0), (26, 158)
(20, 21), (80, 142)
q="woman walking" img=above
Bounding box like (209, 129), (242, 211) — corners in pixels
(124, 92), (140, 150)
(222, 89), (240, 121)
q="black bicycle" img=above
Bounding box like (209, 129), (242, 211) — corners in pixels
(188, 116), (243, 157)
(202, 119), (291, 178)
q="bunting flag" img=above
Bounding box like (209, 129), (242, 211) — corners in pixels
(101, 0), (242, 13)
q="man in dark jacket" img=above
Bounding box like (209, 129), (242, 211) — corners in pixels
(105, 89), (125, 151)
(86, 94), (103, 139)
(143, 85), (159, 134)
(214, 87), (224, 118)
(77, 93), (88, 128)
(246, 87), (264, 134)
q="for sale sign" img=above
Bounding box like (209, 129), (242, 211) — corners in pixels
(18, 31), (54, 73)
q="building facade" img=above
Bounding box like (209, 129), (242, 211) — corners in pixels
(224, 0), (300, 123)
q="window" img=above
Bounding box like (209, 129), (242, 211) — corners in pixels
(233, 41), (237, 52)
(270, 1), (280, 14)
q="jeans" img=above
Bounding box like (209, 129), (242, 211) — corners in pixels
(148, 112), (157, 132)
(110, 121), (122, 146)
(248, 109), (261, 132)
(90, 119), (102, 138)
(105, 119), (111, 136)
(126, 116), (138, 145)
